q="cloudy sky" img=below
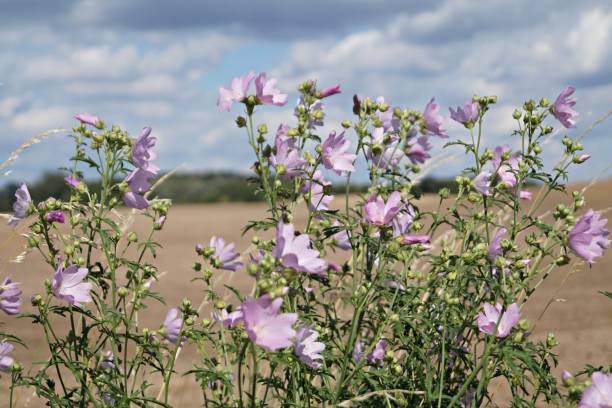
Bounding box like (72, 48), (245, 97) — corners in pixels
(0, 0), (610, 184)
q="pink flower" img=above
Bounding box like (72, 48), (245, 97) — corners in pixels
(163, 307), (183, 344)
(7, 183), (31, 227)
(272, 222), (328, 276)
(569, 209), (610, 264)
(332, 223), (351, 250)
(212, 308), (244, 328)
(552, 86), (578, 129)
(217, 70), (256, 112)
(295, 325), (325, 369)
(488, 227), (507, 261)
(52, 262), (93, 307)
(401, 234), (431, 246)
(46, 210), (65, 224)
(392, 208), (415, 238)
(99, 351), (115, 370)
(405, 136), (432, 165)
(575, 154), (591, 164)
(474, 170), (492, 196)
(449, 100), (479, 127)
(255, 72), (287, 107)
(476, 302), (520, 338)
(363, 191), (403, 226)
(366, 127), (403, 169)
(367, 339), (388, 363)
(580, 372), (612, 407)
(352, 341), (364, 362)
(423, 98), (448, 138)
(519, 190), (532, 200)
(321, 131), (356, 175)
(493, 146), (520, 188)
(0, 341), (14, 372)
(270, 136), (306, 180)
(122, 168), (155, 209)
(209, 236), (242, 271)
(75, 113), (102, 128)
(65, 175), (80, 188)
(0, 276), (21, 315)
(375, 97), (400, 132)
(301, 171), (333, 212)
(319, 84), (341, 98)
(242, 294), (297, 351)
(132, 127), (159, 173)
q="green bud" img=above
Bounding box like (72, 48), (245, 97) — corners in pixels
(287, 128), (299, 137)
(257, 124), (268, 134)
(539, 97), (550, 108)
(31, 294), (43, 306)
(533, 145), (542, 155)
(341, 120), (351, 129)
(487, 95), (497, 104)
(182, 298), (192, 311)
(438, 187), (450, 199)
(235, 116), (247, 128)
(378, 102), (389, 112)
(512, 109), (522, 120)
(193, 262), (202, 272)
(546, 333), (558, 348)
(518, 319), (530, 331)
(118, 287), (128, 298)
(27, 235), (40, 248)
(127, 231), (138, 243)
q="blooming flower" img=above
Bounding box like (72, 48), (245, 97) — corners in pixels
(132, 127), (159, 173)
(217, 70), (256, 112)
(295, 325), (325, 369)
(65, 175), (80, 188)
(0, 276), (21, 315)
(319, 84), (341, 99)
(301, 171), (333, 212)
(477, 303), (520, 338)
(366, 127), (403, 169)
(270, 136), (306, 180)
(242, 294), (297, 351)
(321, 131), (356, 175)
(492, 145), (520, 188)
(163, 307), (183, 344)
(123, 168), (156, 210)
(46, 210), (65, 224)
(375, 97), (400, 132)
(52, 262), (93, 307)
(272, 222), (328, 276)
(7, 183), (31, 227)
(488, 227), (508, 261)
(580, 372), (612, 407)
(569, 209), (610, 264)
(392, 207), (415, 238)
(209, 236), (243, 271)
(401, 234), (431, 246)
(212, 308), (244, 328)
(405, 136), (432, 165)
(474, 170), (492, 196)
(449, 100), (479, 127)
(352, 341), (364, 362)
(332, 224), (352, 250)
(363, 191), (403, 226)
(367, 339), (388, 363)
(552, 86), (578, 129)
(423, 98), (448, 138)
(75, 113), (101, 128)
(0, 341), (14, 372)
(255, 72), (287, 106)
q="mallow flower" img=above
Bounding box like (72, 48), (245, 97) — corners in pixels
(401, 234), (431, 247)
(352, 341), (364, 362)
(270, 136), (306, 180)
(132, 127), (159, 173)
(52, 262), (93, 307)
(449, 100), (479, 128)
(123, 168), (156, 210)
(579, 371), (612, 408)
(217, 70), (256, 112)
(209, 236), (242, 271)
(212, 308), (244, 328)
(301, 171), (333, 212)
(552, 86), (578, 129)
(569, 209), (610, 264)
(7, 183), (31, 227)
(295, 325), (325, 369)
(255, 72), (288, 106)
(477, 302), (520, 338)
(375, 97), (400, 132)
(488, 227), (508, 261)
(46, 210), (65, 224)
(321, 131), (356, 175)
(242, 294), (297, 352)
(366, 127), (403, 170)
(367, 339), (388, 363)
(392, 207), (415, 238)
(0, 276), (21, 316)
(163, 307), (183, 344)
(492, 146), (520, 188)
(474, 170), (492, 196)
(65, 175), (80, 189)
(423, 98), (448, 138)
(272, 222), (328, 276)
(75, 113), (102, 128)
(0, 341), (15, 372)
(363, 191), (403, 226)
(405, 136), (432, 165)
(319, 84), (341, 99)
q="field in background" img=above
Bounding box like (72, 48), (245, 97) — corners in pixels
(0, 180), (610, 407)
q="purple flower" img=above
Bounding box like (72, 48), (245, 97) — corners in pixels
(0, 341), (14, 372)
(552, 86), (578, 129)
(52, 262), (93, 307)
(488, 227), (508, 261)
(423, 98), (448, 138)
(46, 210), (65, 224)
(366, 127), (403, 169)
(363, 191), (403, 226)
(580, 372), (612, 407)
(163, 307), (183, 344)
(209, 236), (242, 271)
(273, 222), (328, 276)
(392, 207), (415, 238)
(405, 136), (432, 165)
(332, 223), (351, 250)
(352, 341), (364, 362)
(569, 209), (610, 264)
(212, 308), (244, 328)
(255, 72), (288, 107)
(155, 215), (166, 229)
(65, 175), (80, 188)
(295, 325), (325, 369)
(123, 168), (156, 209)
(474, 170), (492, 196)
(195, 243), (203, 254)
(275, 124), (294, 148)
(132, 127), (159, 173)
(449, 100), (479, 127)
(319, 84), (341, 98)
(75, 113), (102, 128)
(217, 70), (256, 112)
(301, 171), (333, 212)
(575, 154), (591, 163)
(271, 137), (306, 180)
(0, 276), (21, 315)
(100, 351), (115, 370)
(321, 131), (356, 175)
(518, 190), (532, 200)
(7, 183), (31, 227)
(367, 339), (388, 363)
(375, 97), (400, 132)
(242, 294), (297, 351)
(476, 302), (520, 338)
(401, 234), (431, 246)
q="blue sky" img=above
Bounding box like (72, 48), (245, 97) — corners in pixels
(0, 0), (610, 184)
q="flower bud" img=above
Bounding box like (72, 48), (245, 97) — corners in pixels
(341, 120), (351, 129)
(118, 287), (128, 298)
(573, 154), (590, 164)
(182, 298), (192, 311)
(546, 333), (558, 348)
(539, 97), (550, 108)
(127, 231), (138, 243)
(287, 128), (299, 137)
(533, 145), (542, 155)
(438, 188), (450, 199)
(235, 116), (247, 128)
(512, 109), (522, 120)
